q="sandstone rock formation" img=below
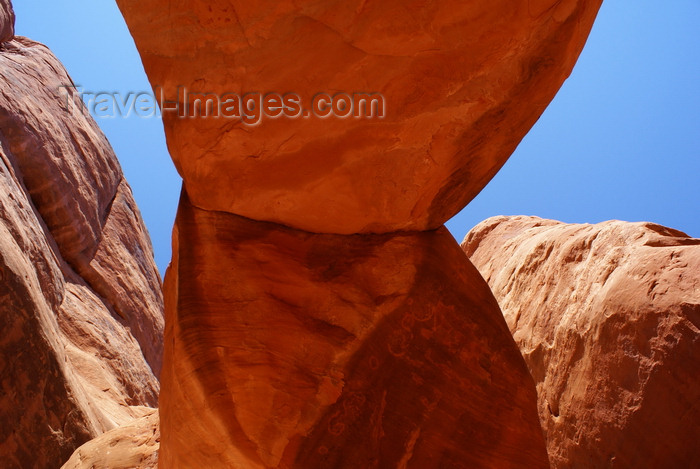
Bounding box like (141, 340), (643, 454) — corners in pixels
(116, 0), (603, 234)
(0, 4), (164, 466)
(61, 409), (160, 469)
(160, 192), (548, 468)
(463, 216), (700, 468)
(0, 0), (13, 43)
(113, 0), (604, 467)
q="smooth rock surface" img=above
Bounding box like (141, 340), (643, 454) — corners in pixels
(62, 409), (160, 469)
(463, 216), (700, 468)
(158, 191), (549, 468)
(116, 0), (602, 234)
(0, 30), (163, 468)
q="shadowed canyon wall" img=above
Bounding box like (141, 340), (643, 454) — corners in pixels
(463, 216), (700, 468)
(0, 1), (164, 467)
(113, 0), (603, 467)
(160, 193), (548, 468)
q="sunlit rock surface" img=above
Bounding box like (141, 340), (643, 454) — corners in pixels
(0, 5), (164, 466)
(116, 0), (602, 234)
(62, 409), (160, 469)
(463, 216), (700, 468)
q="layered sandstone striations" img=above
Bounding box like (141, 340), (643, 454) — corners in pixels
(463, 216), (700, 468)
(116, 0), (603, 234)
(160, 192), (548, 468)
(0, 5), (164, 467)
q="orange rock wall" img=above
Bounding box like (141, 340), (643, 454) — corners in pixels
(117, 0), (602, 234)
(160, 192), (548, 468)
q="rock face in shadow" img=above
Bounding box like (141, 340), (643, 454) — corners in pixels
(61, 409), (160, 469)
(0, 7), (164, 467)
(116, 0), (602, 234)
(0, 0), (13, 43)
(160, 192), (548, 468)
(462, 216), (700, 468)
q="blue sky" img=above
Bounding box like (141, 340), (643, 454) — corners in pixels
(13, 0), (700, 274)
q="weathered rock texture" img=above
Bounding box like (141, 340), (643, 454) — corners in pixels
(0, 0), (13, 43)
(116, 0), (603, 466)
(62, 409), (160, 469)
(463, 216), (700, 468)
(161, 192), (547, 468)
(0, 13), (164, 469)
(116, 0), (602, 234)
